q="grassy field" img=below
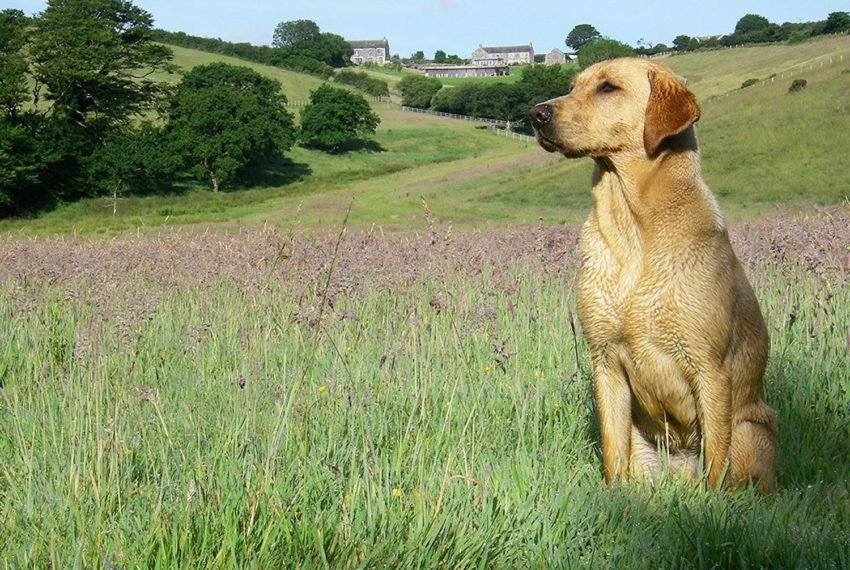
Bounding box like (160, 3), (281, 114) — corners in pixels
(1, 213), (848, 567)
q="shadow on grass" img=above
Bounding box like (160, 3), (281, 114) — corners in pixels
(300, 139), (387, 154)
(231, 156), (313, 190)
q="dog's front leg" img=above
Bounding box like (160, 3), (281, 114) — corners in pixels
(592, 354), (632, 483)
(698, 369), (732, 489)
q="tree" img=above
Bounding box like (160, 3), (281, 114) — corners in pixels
(30, 0), (174, 133)
(0, 9), (30, 119)
(823, 11), (850, 34)
(673, 35), (698, 51)
(735, 14), (771, 35)
(434, 50), (447, 63)
(398, 74), (442, 108)
(519, 65), (577, 104)
(166, 63), (296, 192)
(411, 50), (425, 63)
(272, 19), (320, 49)
(299, 85), (380, 152)
(566, 24), (601, 50)
(577, 39), (634, 69)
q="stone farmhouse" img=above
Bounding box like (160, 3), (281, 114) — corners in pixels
(544, 48), (578, 65)
(471, 44), (534, 66)
(348, 38), (391, 65)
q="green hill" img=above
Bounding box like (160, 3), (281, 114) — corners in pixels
(151, 45), (331, 103)
(3, 36), (849, 235)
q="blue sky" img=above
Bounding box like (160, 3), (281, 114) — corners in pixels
(8, 1), (849, 58)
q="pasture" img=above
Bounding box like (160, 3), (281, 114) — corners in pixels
(1, 212), (848, 566)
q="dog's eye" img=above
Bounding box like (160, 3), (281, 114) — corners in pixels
(597, 82), (618, 94)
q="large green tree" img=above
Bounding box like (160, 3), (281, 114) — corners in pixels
(272, 19), (320, 49)
(735, 14), (771, 35)
(823, 11), (850, 34)
(565, 24), (601, 51)
(0, 9), (30, 119)
(577, 38), (635, 69)
(30, 0), (173, 131)
(299, 85), (380, 152)
(166, 63), (296, 192)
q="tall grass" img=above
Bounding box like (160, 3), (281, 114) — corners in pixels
(1, 216), (848, 567)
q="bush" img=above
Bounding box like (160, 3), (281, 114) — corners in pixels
(788, 79), (808, 93)
(334, 70), (389, 97)
(741, 78), (759, 89)
(398, 75), (442, 108)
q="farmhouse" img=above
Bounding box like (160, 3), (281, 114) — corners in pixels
(544, 48), (578, 65)
(421, 64), (509, 78)
(348, 38), (391, 65)
(471, 43), (534, 66)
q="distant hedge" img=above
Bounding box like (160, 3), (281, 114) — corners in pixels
(334, 70), (389, 97)
(151, 29), (334, 78)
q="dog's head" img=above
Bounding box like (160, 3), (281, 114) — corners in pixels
(530, 58), (700, 159)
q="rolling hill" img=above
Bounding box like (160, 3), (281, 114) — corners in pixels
(2, 35), (848, 235)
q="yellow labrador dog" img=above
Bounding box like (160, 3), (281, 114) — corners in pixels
(530, 58), (776, 491)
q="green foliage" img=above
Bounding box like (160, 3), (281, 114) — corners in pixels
(565, 24), (601, 50)
(788, 78), (808, 93)
(673, 35), (699, 51)
(0, 117), (42, 214)
(735, 14), (771, 35)
(272, 20), (351, 68)
(411, 50), (425, 63)
(166, 63), (296, 191)
(577, 38), (635, 69)
(0, 9), (30, 118)
(86, 123), (180, 198)
(334, 69), (389, 97)
(519, 64), (577, 103)
(30, 0), (174, 132)
(434, 49), (446, 63)
(741, 78), (759, 88)
(299, 85), (380, 151)
(398, 74), (442, 108)
(823, 11), (850, 34)
(272, 19), (320, 48)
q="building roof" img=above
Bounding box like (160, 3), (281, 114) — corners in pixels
(348, 39), (389, 49)
(478, 44), (533, 54)
(420, 64), (508, 71)
(547, 47), (565, 55)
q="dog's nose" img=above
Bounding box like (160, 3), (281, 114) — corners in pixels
(529, 103), (552, 128)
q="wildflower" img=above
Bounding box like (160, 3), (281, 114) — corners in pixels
(482, 366), (492, 373)
(318, 385), (327, 394)
(392, 488), (403, 498)
(533, 370), (541, 378)
(553, 403), (561, 411)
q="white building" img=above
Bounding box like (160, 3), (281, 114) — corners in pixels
(471, 44), (534, 66)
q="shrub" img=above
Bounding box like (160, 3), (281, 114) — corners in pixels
(398, 75), (442, 108)
(741, 78), (759, 89)
(334, 70), (389, 97)
(788, 79), (808, 93)
(577, 39), (635, 69)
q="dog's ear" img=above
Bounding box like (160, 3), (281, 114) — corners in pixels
(643, 69), (700, 156)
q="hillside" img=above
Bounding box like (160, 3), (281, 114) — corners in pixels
(150, 45), (331, 103)
(2, 36), (849, 234)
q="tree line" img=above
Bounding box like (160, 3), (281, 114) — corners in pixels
(0, 2), (378, 218)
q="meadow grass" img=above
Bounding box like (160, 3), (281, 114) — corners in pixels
(1, 219), (848, 567)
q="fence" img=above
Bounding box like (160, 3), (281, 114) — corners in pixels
(487, 126), (535, 143)
(286, 95), (390, 108)
(400, 106), (524, 128)
(705, 52), (847, 103)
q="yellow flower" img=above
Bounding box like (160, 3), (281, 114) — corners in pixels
(553, 403), (561, 411)
(533, 370), (541, 378)
(392, 488), (403, 498)
(318, 385), (327, 394)
(482, 366), (492, 373)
